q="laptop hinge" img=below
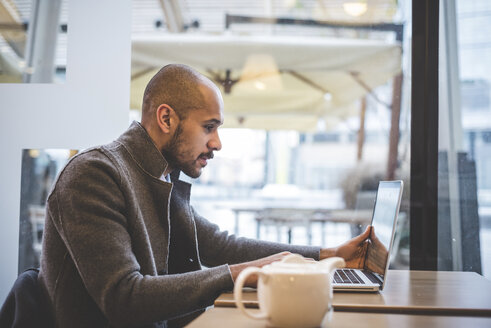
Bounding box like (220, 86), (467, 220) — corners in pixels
(362, 270), (384, 286)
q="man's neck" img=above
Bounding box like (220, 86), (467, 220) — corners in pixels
(140, 121), (167, 153)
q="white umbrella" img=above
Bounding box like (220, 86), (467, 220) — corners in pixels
(131, 34), (401, 131)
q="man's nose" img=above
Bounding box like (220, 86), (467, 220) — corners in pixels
(208, 130), (222, 151)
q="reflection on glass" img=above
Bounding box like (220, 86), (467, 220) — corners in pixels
(365, 227), (389, 275)
(18, 149), (76, 273)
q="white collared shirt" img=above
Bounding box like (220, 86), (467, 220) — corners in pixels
(160, 173), (170, 183)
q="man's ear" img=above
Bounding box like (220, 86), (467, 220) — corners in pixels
(155, 104), (175, 133)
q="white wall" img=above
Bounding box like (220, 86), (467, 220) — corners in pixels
(0, 0), (132, 302)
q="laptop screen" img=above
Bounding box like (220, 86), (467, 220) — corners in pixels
(364, 181), (403, 281)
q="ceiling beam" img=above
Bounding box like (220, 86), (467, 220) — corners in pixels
(158, 0), (186, 33)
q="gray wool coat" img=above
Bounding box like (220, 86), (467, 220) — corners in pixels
(38, 121), (321, 328)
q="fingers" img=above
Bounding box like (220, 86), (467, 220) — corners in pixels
(370, 227), (380, 241)
(352, 225), (371, 243)
(270, 251), (292, 261)
(254, 251), (292, 267)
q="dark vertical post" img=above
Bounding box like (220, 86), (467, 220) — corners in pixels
(357, 97), (367, 162)
(386, 25), (404, 181)
(410, 0), (440, 270)
(386, 73), (403, 180)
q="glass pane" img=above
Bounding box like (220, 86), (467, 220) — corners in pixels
(131, 0), (411, 269)
(438, 0), (491, 278)
(18, 149), (77, 273)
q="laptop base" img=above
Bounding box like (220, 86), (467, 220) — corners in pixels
(332, 268), (381, 292)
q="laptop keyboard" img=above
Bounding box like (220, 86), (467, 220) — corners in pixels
(362, 270), (382, 284)
(333, 269), (364, 284)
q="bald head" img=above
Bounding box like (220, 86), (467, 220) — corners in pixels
(141, 64), (219, 123)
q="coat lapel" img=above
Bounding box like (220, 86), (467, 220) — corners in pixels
(168, 179), (201, 273)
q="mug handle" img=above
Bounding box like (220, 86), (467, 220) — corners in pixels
(234, 267), (269, 320)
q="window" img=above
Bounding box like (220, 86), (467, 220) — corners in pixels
(0, 0), (68, 83)
(131, 0), (411, 268)
(438, 0), (491, 278)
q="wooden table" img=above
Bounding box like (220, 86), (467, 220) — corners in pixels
(186, 307), (491, 328)
(186, 270), (491, 327)
(214, 270), (491, 316)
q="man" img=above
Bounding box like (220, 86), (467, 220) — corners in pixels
(39, 64), (371, 327)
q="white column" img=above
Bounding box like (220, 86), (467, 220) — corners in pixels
(23, 0), (62, 83)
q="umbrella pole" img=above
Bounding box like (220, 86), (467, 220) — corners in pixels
(357, 96), (367, 162)
(387, 73), (403, 180)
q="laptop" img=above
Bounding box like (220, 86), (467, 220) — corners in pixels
(332, 180), (404, 292)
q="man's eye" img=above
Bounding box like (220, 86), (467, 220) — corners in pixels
(205, 125), (214, 132)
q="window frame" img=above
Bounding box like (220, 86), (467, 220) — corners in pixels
(410, 0), (440, 270)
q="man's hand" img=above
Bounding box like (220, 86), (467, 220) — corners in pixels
(229, 252), (292, 288)
(319, 226), (371, 268)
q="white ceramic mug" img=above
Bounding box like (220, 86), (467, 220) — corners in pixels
(234, 254), (345, 328)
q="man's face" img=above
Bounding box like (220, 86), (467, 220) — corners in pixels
(162, 86), (224, 178)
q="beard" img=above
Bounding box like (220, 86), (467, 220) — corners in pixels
(161, 123), (209, 179)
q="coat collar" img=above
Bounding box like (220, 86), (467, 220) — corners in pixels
(116, 121), (170, 179)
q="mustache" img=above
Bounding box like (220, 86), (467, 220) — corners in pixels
(199, 152), (214, 160)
